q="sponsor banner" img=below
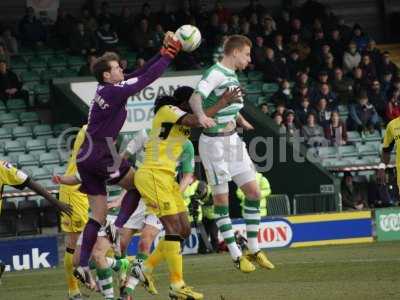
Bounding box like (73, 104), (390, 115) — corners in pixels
(0, 236), (58, 272)
(70, 74), (202, 132)
(123, 211), (373, 255)
(375, 207), (400, 241)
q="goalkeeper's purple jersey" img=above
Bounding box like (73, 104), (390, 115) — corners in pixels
(86, 54), (171, 141)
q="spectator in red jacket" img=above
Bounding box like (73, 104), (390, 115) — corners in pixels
(385, 91), (400, 121)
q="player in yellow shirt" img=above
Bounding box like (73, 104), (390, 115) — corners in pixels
(0, 160), (72, 281)
(378, 118), (400, 187)
(131, 85), (241, 300)
(57, 125), (90, 300)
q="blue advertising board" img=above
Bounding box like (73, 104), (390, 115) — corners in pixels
(0, 236), (59, 272)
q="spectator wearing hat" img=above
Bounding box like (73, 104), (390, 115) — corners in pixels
(351, 24), (369, 52)
(284, 109), (299, 136)
(341, 172), (369, 210)
(0, 58), (28, 104)
(295, 96), (315, 125)
(348, 91), (381, 132)
(325, 111), (347, 146)
(343, 41), (361, 74)
(302, 112), (328, 147)
(331, 67), (354, 104)
(262, 47), (288, 83)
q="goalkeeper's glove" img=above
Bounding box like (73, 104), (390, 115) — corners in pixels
(160, 35), (182, 59)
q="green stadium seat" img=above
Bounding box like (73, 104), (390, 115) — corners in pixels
(362, 130), (382, 143)
(34, 84), (50, 105)
(364, 155), (380, 164)
(348, 157), (370, 166)
(246, 83), (263, 95)
(58, 68), (78, 78)
(338, 145), (357, 158)
(0, 127), (13, 141)
(12, 126), (33, 140)
(7, 98), (27, 113)
(4, 140), (25, 154)
(40, 69), (59, 83)
(20, 70), (40, 83)
(0, 154), (17, 164)
(347, 131), (362, 143)
(19, 111), (40, 126)
(26, 139), (46, 154)
(358, 143), (379, 157)
(245, 94), (260, 104)
(318, 146), (337, 159)
(267, 194), (291, 216)
(321, 157), (350, 168)
(39, 152), (59, 167)
(53, 123), (72, 136)
(28, 57), (47, 69)
(46, 137), (63, 151)
(0, 101), (6, 113)
(293, 193), (339, 214)
(33, 124), (53, 139)
(10, 57), (28, 70)
(17, 154), (39, 168)
(31, 167), (51, 180)
(47, 56), (67, 68)
(338, 105), (349, 117)
(48, 165), (66, 175)
(67, 56), (85, 67)
(248, 71), (263, 82)
(26, 195), (42, 207)
(36, 179), (58, 191)
(262, 83), (279, 95)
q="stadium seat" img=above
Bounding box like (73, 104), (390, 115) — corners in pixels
(248, 71), (263, 83)
(33, 124), (53, 139)
(318, 146), (338, 159)
(49, 165), (67, 175)
(0, 154), (17, 165)
(267, 194), (291, 216)
(40, 69), (59, 83)
(0, 127), (13, 141)
(12, 126), (33, 140)
(347, 131), (362, 143)
(39, 198), (59, 228)
(39, 152), (60, 167)
(364, 155), (380, 164)
(362, 130), (382, 143)
(27, 195), (43, 206)
(338, 105), (349, 118)
(27, 57), (47, 69)
(59, 68), (78, 78)
(19, 111), (40, 126)
(0, 112), (19, 126)
(36, 179), (58, 191)
(321, 157), (351, 168)
(67, 55), (85, 67)
(20, 69), (41, 83)
(16, 199), (40, 235)
(262, 83), (279, 95)
(26, 139), (46, 154)
(47, 56), (67, 69)
(246, 83), (263, 95)
(9, 56), (28, 70)
(293, 193), (339, 214)
(245, 94), (260, 104)
(0, 100), (6, 113)
(7, 98), (27, 113)
(338, 145), (357, 158)
(17, 153), (39, 168)
(46, 137), (65, 151)
(53, 123), (72, 136)
(358, 143), (379, 157)
(4, 140), (25, 154)
(0, 201), (17, 237)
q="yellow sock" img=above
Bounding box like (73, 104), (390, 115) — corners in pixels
(64, 248), (80, 296)
(163, 235), (184, 289)
(144, 239), (164, 273)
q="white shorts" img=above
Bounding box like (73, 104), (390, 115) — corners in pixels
(123, 199), (163, 231)
(199, 132), (255, 185)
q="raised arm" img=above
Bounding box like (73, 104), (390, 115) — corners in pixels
(124, 54), (162, 80)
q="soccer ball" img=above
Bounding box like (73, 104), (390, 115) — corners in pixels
(175, 25), (202, 52)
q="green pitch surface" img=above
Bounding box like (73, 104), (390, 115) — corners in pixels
(2, 242), (400, 300)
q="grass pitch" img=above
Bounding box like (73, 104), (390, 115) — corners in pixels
(1, 241), (400, 300)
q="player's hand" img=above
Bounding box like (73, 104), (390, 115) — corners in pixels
(221, 87), (244, 106)
(160, 31), (182, 59)
(376, 168), (386, 185)
(198, 114), (216, 128)
(56, 202), (73, 216)
(52, 175), (62, 184)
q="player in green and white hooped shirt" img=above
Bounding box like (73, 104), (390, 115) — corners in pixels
(189, 35), (275, 273)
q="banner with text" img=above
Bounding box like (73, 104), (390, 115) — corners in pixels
(70, 74), (202, 132)
(375, 207), (400, 241)
(0, 236), (59, 272)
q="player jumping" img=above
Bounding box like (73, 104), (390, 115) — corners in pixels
(188, 35), (274, 273)
(73, 33), (181, 286)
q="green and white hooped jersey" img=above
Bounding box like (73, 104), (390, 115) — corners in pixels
(196, 62), (244, 134)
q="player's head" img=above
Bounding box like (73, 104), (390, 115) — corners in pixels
(93, 52), (124, 84)
(223, 35), (252, 71)
(173, 86), (194, 112)
(153, 86), (194, 114)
